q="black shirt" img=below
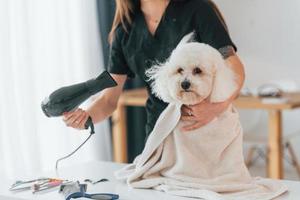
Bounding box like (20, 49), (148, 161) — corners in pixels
(108, 0), (237, 136)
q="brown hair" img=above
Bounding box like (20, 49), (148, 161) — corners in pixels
(108, 0), (135, 44)
(108, 0), (228, 44)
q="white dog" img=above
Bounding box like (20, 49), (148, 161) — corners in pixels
(116, 33), (287, 200)
(146, 32), (237, 105)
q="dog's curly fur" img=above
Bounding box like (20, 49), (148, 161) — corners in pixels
(146, 32), (238, 105)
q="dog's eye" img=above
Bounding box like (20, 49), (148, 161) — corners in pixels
(177, 68), (184, 74)
(193, 67), (202, 75)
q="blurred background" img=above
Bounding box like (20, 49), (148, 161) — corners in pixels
(0, 0), (299, 181)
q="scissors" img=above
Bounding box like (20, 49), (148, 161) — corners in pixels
(59, 181), (119, 200)
(66, 192), (119, 200)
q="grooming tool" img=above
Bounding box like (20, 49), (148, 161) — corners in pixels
(41, 71), (117, 169)
(32, 179), (69, 194)
(84, 178), (109, 185)
(59, 181), (119, 200)
(10, 178), (69, 193)
(41, 71), (117, 132)
(10, 178), (50, 192)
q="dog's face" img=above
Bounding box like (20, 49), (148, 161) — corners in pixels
(146, 33), (238, 105)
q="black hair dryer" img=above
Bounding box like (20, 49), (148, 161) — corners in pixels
(41, 71), (117, 134)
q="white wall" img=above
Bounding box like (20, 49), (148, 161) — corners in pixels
(215, 0), (300, 153)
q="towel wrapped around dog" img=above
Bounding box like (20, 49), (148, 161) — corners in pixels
(115, 103), (287, 200)
(115, 32), (288, 199)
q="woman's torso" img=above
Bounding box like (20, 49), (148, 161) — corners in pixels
(113, 0), (236, 136)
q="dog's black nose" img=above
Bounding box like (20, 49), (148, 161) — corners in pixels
(181, 80), (191, 90)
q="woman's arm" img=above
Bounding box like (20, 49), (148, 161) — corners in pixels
(225, 54), (245, 101)
(62, 74), (127, 130)
(181, 53), (245, 132)
(86, 74), (127, 123)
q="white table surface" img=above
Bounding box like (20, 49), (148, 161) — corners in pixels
(0, 161), (299, 200)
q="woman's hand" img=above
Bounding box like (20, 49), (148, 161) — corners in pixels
(61, 74), (127, 131)
(180, 99), (231, 132)
(62, 108), (90, 130)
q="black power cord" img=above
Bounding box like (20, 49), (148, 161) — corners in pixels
(55, 117), (95, 170)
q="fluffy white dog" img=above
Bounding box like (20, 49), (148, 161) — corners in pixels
(116, 33), (287, 200)
(146, 32), (237, 105)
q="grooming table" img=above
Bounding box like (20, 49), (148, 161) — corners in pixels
(0, 161), (299, 200)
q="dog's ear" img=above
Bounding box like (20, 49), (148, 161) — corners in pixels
(209, 53), (238, 103)
(145, 64), (173, 103)
(176, 32), (195, 49)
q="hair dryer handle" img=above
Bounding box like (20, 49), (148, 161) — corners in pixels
(84, 116), (95, 134)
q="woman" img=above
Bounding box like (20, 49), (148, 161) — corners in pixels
(63, 0), (245, 136)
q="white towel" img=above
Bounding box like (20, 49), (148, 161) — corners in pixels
(115, 103), (288, 200)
